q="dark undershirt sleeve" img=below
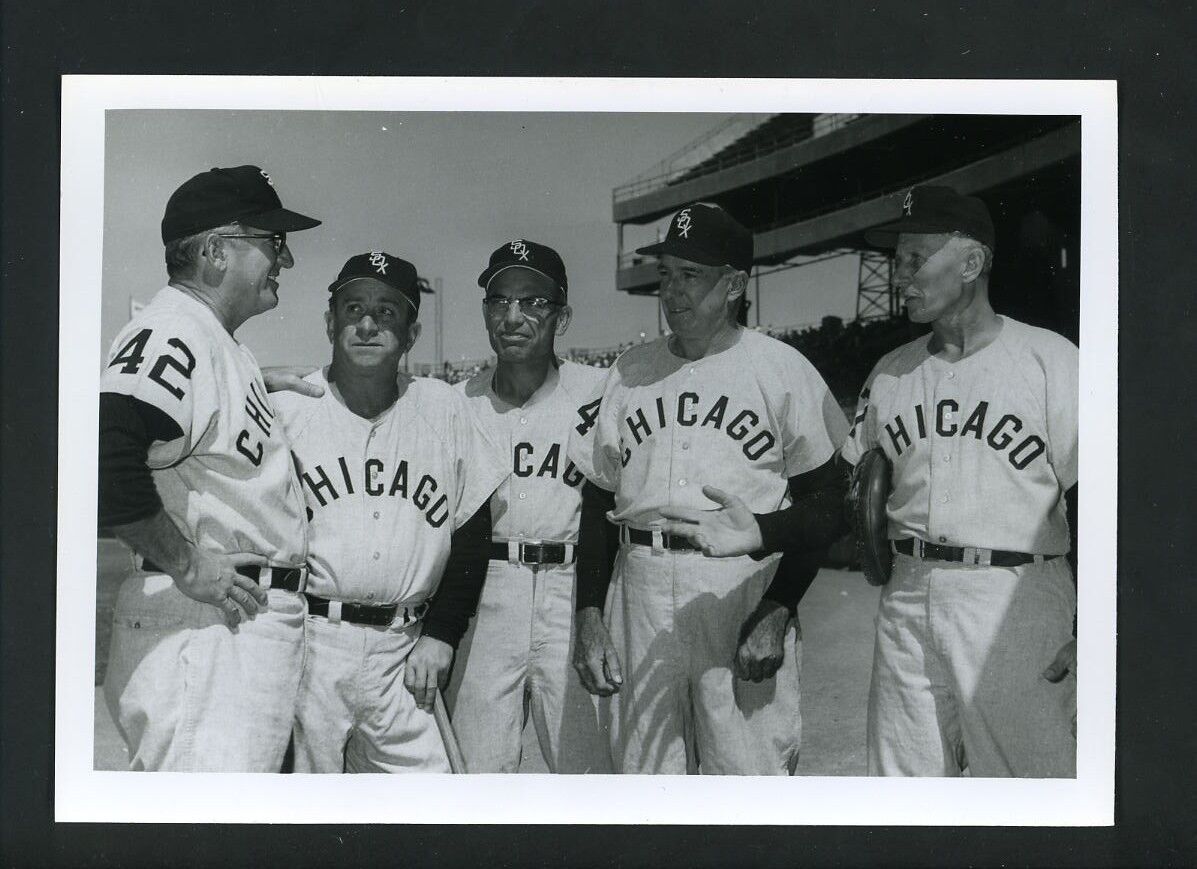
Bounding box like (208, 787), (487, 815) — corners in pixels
(761, 547), (823, 613)
(422, 500), (494, 648)
(98, 392), (184, 528)
(756, 457), (852, 611)
(753, 456), (850, 557)
(575, 481), (617, 612)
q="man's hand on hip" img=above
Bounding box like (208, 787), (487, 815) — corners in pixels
(175, 550), (271, 628)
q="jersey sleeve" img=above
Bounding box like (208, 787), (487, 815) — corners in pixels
(99, 311), (213, 467)
(449, 388), (510, 531)
(776, 351), (849, 478)
(1043, 336), (1079, 490)
(839, 365), (881, 468)
(565, 367), (622, 492)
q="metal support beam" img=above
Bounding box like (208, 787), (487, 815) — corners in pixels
(856, 251), (895, 322)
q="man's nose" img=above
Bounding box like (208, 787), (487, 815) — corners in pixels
(278, 243), (295, 269)
(502, 300), (525, 325)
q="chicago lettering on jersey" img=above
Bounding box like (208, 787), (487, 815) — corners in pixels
(512, 441), (585, 487)
(882, 399), (1047, 470)
(298, 456), (449, 528)
(617, 392), (777, 467)
(236, 380), (275, 467)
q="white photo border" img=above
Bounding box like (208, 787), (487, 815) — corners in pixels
(57, 76), (1117, 825)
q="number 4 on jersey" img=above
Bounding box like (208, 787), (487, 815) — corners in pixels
(575, 397), (601, 436)
(108, 328), (196, 400)
(109, 328), (152, 374)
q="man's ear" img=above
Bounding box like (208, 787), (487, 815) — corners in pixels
(555, 304), (573, 336)
(202, 233), (228, 270)
(960, 244), (985, 283)
(726, 270), (748, 301)
(404, 320), (423, 354)
(324, 308), (335, 344)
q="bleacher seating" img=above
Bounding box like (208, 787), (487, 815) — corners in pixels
(668, 114), (818, 187)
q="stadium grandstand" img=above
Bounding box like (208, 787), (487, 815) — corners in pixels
(608, 111), (1080, 407)
(405, 113), (1080, 409)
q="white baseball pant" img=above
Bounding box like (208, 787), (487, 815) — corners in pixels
(604, 543), (802, 775)
(292, 613), (450, 773)
(867, 552), (1077, 777)
(445, 560), (612, 773)
(103, 570), (305, 772)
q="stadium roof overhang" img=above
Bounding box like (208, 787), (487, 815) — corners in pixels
(617, 120), (1080, 295)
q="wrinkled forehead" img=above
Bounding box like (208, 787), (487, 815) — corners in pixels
(657, 253), (724, 274)
(486, 266), (562, 299)
(332, 277), (409, 306)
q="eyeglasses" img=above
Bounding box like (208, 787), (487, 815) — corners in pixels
(482, 295), (563, 318)
(217, 232), (288, 255)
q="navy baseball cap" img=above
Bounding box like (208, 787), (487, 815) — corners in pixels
(636, 203), (754, 274)
(477, 239), (568, 296)
(328, 251), (422, 314)
(161, 165), (321, 244)
(865, 185), (995, 250)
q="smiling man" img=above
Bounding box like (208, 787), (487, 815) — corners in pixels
(444, 240), (612, 773)
(568, 204), (849, 774)
(271, 252), (506, 772)
(99, 165), (320, 771)
(844, 185), (1079, 777)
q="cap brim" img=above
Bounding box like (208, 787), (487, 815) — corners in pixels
(864, 217), (965, 247)
(477, 263), (565, 294)
(634, 239), (727, 268)
(242, 207), (322, 233)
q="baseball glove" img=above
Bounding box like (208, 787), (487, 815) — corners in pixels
(847, 448), (893, 586)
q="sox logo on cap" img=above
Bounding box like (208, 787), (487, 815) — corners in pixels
(368, 251), (389, 274)
(675, 208), (693, 238)
(509, 240), (530, 262)
(902, 190), (913, 215)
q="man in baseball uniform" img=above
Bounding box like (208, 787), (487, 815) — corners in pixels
(99, 165), (320, 771)
(271, 251), (506, 773)
(443, 240), (612, 773)
(569, 204), (850, 775)
(842, 185), (1078, 777)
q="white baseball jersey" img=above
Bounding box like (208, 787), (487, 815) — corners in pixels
(271, 369), (507, 605)
(457, 360), (606, 544)
(568, 328), (847, 525)
(841, 315), (1078, 554)
(100, 285), (307, 565)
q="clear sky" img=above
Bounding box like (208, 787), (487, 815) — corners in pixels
(101, 110), (859, 368)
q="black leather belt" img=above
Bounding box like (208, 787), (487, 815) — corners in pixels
(141, 560), (307, 593)
(304, 593), (429, 627)
(893, 538), (1061, 567)
(488, 541), (576, 565)
(622, 527), (700, 551)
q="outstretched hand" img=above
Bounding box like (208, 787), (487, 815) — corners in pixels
(262, 365), (324, 397)
(658, 486), (763, 557)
